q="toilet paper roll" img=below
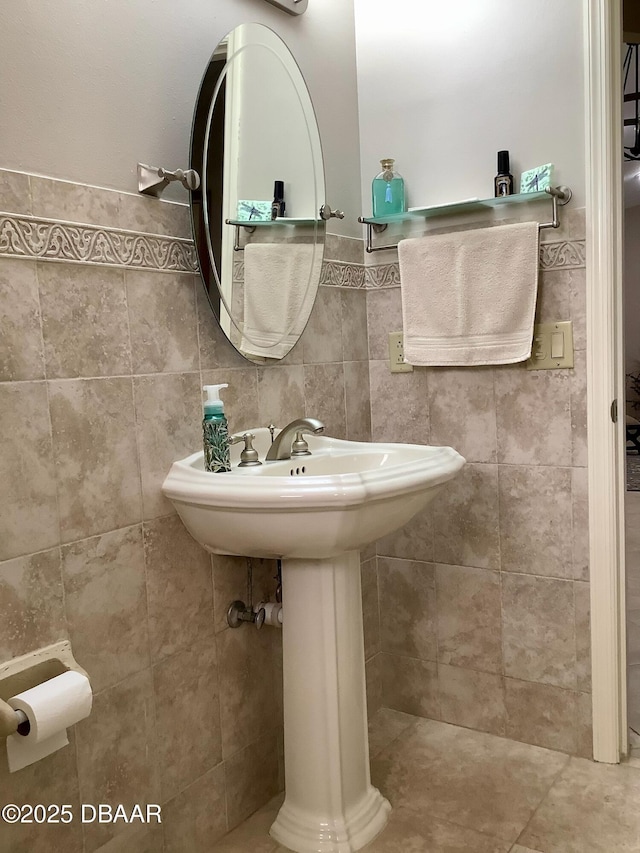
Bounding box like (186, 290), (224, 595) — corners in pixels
(6, 671), (92, 773)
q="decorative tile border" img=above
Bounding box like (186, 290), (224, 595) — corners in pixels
(539, 240), (586, 270)
(364, 264), (401, 289)
(232, 257), (367, 290)
(320, 259), (366, 289)
(0, 213), (584, 282)
(0, 213), (198, 273)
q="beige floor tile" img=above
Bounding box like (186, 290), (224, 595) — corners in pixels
(368, 708), (418, 759)
(217, 713), (640, 853)
(357, 811), (510, 852)
(95, 823), (163, 853)
(371, 718), (568, 844)
(518, 757), (640, 852)
(210, 795), (282, 852)
(511, 847), (545, 853)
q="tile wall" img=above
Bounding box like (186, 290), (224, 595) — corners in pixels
(0, 169), (371, 853)
(362, 207), (592, 758)
(0, 169), (593, 852)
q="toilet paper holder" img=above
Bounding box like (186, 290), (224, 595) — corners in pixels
(0, 641), (89, 738)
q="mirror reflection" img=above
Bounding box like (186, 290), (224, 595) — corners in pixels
(190, 23), (325, 362)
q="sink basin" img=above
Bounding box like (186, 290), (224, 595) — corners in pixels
(162, 428), (465, 559)
(162, 428), (464, 853)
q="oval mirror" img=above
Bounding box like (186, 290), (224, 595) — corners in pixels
(190, 23), (325, 363)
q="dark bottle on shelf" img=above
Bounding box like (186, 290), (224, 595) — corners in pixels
(494, 150), (515, 197)
(271, 180), (286, 219)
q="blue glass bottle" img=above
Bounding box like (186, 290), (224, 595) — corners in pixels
(372, 158), (405, 217)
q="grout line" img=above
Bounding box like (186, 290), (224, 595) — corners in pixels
(374, 555), (382, 664)
(1, 370), (203, 389)
(367, 708), (419, 761)
(377, 650), (580, 693)
(511, 752), (572, 850)
(430, 556), (443, 720)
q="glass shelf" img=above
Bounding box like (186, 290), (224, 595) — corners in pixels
(357, 188), (572, 253)
(359, 190), (550, 226)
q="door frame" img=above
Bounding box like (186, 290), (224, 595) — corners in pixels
(585, 0), (627, 763)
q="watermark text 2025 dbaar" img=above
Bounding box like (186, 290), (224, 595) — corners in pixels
(1, 803), (161, 824)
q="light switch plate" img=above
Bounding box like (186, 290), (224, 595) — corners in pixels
(526, 321), (574, 370)
(388, 332), (413, 373)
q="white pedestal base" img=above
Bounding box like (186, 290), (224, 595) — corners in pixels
(270, 551), (391, 853)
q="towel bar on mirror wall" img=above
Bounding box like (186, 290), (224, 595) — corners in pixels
(357, 185), (573, 254)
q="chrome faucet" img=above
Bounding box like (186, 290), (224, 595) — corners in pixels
(265, 418), (325, 461)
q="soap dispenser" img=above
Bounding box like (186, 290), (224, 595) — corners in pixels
(202, 384), (231, 473)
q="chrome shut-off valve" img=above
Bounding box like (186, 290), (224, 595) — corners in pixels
(227, 600), (266, 629)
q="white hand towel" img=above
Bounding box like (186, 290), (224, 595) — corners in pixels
(398, 221), (539, 366)
(241, 243), (321, 359)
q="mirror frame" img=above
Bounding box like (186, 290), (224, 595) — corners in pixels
(189, 23), (325, 363)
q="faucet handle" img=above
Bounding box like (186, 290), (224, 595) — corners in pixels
(229, 432), (262, 467)
(291, 430), (312, 457)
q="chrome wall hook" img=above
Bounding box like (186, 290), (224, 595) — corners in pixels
(320, 204), (345, 221)
(138, 163), (200, 197)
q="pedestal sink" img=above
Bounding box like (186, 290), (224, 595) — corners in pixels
(162, 429), (465, 853)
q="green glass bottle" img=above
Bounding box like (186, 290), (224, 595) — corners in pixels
(372, 158), (406, 217)
(202, 384), (231, 473)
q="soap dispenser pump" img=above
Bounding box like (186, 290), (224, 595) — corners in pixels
(202, 384), (231, 473)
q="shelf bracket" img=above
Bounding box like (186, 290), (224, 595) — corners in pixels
(538, 185), (573, 229)
(357, 217), (389, 254)
(225, 219), (256, 252)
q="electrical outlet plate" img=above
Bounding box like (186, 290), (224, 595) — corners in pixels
(526, 321), (574, 370)
(388, 332), (413, 373)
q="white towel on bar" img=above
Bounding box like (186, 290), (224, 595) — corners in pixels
(398, 221), (540, 366)
(240, 242), (320, 359)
